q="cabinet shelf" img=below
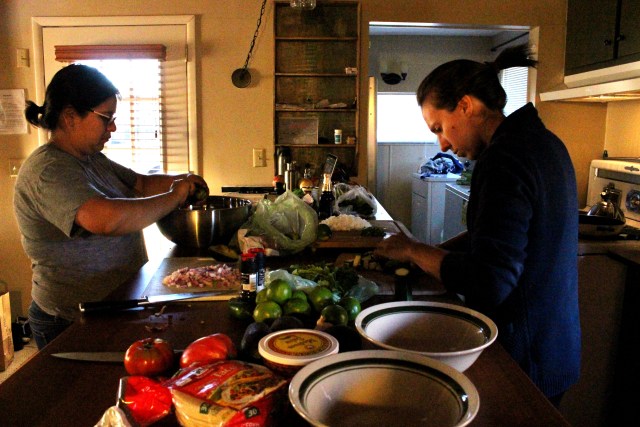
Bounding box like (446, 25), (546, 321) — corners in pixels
(276, 73), (357, 77)
(274, 0), (360, 177)
(276, 36), (357, 42)
(276, 144), (357, 149)
(276, 108), (356, 112)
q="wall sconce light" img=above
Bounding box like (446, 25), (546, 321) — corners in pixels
(380, 60), (408, 85)
(290, 0), (316, 9)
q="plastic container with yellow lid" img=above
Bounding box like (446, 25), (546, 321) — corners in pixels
(258, 329), (339, 378)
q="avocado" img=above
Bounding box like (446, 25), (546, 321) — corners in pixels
(269, 315), (305, 333)
(239, 322), (271, 362)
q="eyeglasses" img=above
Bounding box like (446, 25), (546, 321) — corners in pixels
(89, 109), (116, 126)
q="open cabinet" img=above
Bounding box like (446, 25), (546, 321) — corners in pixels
(274, 0), (360, 179)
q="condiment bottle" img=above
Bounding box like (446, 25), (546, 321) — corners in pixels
(240, 252), (257, 302)
(248, 248), (266, 292)
(318, 173), (335, 220)
(334, 129), (343, 144)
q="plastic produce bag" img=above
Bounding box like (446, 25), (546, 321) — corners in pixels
(333, 184), (377, 218)
(243, 191), (318, 255)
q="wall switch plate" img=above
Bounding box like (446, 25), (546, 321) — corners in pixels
(16, 48), (29, 68)
(10, 159), (24, 177)
(252, 148), (266, 167)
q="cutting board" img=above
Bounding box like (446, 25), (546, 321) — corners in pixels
(335, 253), (446, 296)
(143, 257), (241, 301)
(313, 220), (402, 249)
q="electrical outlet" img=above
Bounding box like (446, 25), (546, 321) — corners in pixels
(10, 158), (24, 177)
(252, 148), (266, 167)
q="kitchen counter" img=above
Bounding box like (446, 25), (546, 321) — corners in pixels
(0, 244), (570, 426)
(0, 194), (568, 425)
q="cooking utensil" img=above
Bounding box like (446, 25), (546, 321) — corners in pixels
(52, 349), (183, 363)
(79, 290), (238, 313)
(579, 212), (626, 238)
(580, 187), (626, 238)
(156, 196), (252, 248)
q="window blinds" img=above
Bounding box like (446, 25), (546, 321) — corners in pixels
(500, 67), (529, 116)
(54, 44), (189, 174)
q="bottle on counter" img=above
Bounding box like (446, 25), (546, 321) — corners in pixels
(248, 248), (266, 293)
(284, 161), (298, 192)
(240, 252), (257, 302)
(318, 173), (335, 220)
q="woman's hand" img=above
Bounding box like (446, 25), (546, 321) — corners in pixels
(375, 233), (448, 282)
(374, 233), (417, 263)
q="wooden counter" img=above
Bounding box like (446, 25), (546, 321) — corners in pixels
(0, 241), (570, 426)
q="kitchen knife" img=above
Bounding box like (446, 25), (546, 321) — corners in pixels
(52, 349), (183, 363)
(79, 290), (239, 313)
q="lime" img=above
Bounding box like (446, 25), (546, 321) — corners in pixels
(339, 296), (362, 322)
(291, 290), (308, 301)
(266, 279), (293, 305)
(320, 304), (349, 326)
(308, 286), (335, 313)
(316, 224), (333, 241)
(283, 298), (312, 316)
(255, 289), (269, 304)
(253, 301), (282, 323)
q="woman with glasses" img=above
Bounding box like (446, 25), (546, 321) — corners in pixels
(14, 64), (209, 349)
(375, 45), (580, 408)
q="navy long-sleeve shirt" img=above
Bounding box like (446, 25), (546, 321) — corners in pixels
(441, 103), (581, 398)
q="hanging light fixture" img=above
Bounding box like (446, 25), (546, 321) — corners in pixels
(231, 0), (268, 88)
(290, 0), (316, 10)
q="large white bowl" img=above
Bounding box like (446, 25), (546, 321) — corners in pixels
(289, 350), (479, 427)
(355, 301), (498, 372)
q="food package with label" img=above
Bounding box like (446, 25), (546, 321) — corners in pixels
(0, 286), (14, 372)
(164, 359), (287, 427)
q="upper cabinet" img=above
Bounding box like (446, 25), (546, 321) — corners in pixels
(565, 0), (640, 76)
(274, 0), (360, 178)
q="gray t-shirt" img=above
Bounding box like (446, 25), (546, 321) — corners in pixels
(14, 144), (148, 320)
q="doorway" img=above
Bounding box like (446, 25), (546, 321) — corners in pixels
(367, 23), (535, 230)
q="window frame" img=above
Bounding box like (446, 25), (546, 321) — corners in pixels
(31, 15), (200, 174)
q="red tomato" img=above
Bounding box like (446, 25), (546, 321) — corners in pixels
(179, 333), (237, 368)
(124, 338), (174, 376)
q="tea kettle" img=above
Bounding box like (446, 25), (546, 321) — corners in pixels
(587, 186), (625, 223)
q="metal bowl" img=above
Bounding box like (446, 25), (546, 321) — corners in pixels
(157, 196), (252, 248)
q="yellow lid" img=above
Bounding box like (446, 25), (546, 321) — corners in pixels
(259, 329), (339, 367)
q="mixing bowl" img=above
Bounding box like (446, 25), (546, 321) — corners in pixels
(157, 196), (251, 248)
(355, 301), (498, 372)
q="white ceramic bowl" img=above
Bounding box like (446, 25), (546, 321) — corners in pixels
(289, 349), (479, 427)
(355, 301), (498, 372)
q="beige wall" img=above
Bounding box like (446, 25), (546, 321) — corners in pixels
(0, 0), (609, 316)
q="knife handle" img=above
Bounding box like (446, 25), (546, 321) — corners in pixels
(79, 299), (144, 313)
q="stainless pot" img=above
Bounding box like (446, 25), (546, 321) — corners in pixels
(579, 188), (626, 238)
(157, 196), (252, 248)
(579, 213), (625, 238)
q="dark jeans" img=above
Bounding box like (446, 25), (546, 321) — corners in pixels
(28, 301), (72, 350)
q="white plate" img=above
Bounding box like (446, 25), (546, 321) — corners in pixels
(355, 301), (498, 372)
(289, 350), (479, 427)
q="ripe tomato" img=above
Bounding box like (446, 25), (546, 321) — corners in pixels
(179, 333), (237, 368)
(124, 338), (174, 376)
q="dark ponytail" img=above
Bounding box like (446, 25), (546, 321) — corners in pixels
(417, 43), (536, 112)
